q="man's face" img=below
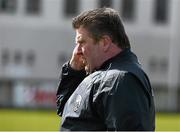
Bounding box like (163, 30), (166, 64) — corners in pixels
(75, 26), (102, 72)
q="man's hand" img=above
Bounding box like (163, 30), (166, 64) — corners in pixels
(70, 45), (86, 70)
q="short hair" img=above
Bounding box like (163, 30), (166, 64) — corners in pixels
(72, 8), (130, 49)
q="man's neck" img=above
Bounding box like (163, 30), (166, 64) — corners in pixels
(95, 44), (122, 71)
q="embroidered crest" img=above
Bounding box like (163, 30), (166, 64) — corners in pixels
(73, 94), (82, 112)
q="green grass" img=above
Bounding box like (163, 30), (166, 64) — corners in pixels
(0, 108), (179, 131)
(156, 112), (180, 131)
(0, 108), (60, 131)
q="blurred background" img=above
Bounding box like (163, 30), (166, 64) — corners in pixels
(0, 0), (180, 131)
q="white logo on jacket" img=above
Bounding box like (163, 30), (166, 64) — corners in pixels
(73, 94), (82, 112)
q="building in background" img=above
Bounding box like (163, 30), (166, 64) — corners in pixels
(0, 0), (179, 111)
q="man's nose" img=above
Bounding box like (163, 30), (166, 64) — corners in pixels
(76, 44), (83, 54)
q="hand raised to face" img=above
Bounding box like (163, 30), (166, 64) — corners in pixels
(70, 44), (86, 71)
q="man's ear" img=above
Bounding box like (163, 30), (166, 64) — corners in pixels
(101, 35), (112, 52)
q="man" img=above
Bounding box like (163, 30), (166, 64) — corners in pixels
(56, 8), (155, 131)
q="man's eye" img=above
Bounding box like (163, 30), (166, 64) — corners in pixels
(79, 42), (85, 46)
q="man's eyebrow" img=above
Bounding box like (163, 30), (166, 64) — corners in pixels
(76, 36), (81, 42)
(76, 37), (85, 43)
(77, 39), (84, 43)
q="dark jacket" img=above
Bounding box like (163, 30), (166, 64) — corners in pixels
(56, 48), (155, 131)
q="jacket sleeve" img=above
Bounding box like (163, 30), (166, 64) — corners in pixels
(93, 72), (154, 131)
(56, 62), (86, 116)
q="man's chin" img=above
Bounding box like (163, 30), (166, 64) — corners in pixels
(85, 65), (91, 73)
